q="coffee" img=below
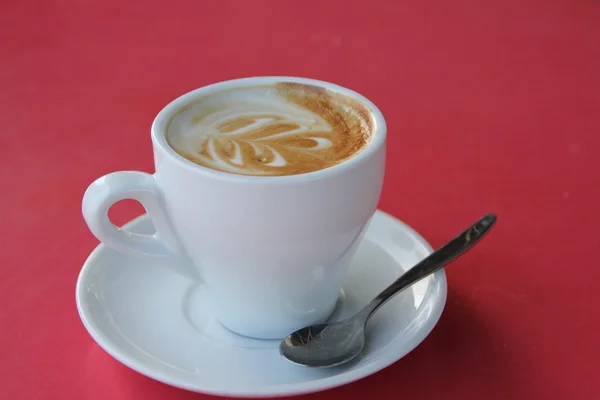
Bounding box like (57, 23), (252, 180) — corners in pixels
(166, 82), (374, 176)
(83, 76), (386, 339)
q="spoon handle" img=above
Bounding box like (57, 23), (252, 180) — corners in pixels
(361, 214), (497, 320)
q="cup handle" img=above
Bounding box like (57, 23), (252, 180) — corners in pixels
(82, 171), (196, 280)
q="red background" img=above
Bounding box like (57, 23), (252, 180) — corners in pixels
(1, 1), (599, 399)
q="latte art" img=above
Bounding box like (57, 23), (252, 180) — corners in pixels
(166, 83), (374, 176)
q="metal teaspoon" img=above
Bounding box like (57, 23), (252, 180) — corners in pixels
(279, 213), (497, 367)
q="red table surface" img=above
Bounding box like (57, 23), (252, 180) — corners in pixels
(1, 1), (599, 399)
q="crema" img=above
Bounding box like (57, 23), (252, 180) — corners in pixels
(166, 82), (374, 176)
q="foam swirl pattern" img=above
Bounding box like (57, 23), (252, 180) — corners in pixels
(166, 83), (373, 176)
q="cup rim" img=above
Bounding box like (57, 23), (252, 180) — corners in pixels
(151, 76), (386, 183)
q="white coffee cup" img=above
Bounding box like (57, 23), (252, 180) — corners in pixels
(82, 76), (386, 339)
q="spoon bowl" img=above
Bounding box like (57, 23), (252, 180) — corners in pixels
(280, 319), (366, 367)
(279, 214), (497, 367)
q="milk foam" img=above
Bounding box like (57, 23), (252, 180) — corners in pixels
(166, 83), (372, 176)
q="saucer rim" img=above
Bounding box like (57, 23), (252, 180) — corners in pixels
(75, 210), (447, 398)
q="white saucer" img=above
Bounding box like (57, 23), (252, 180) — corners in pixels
(76, 210), (447, 398)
